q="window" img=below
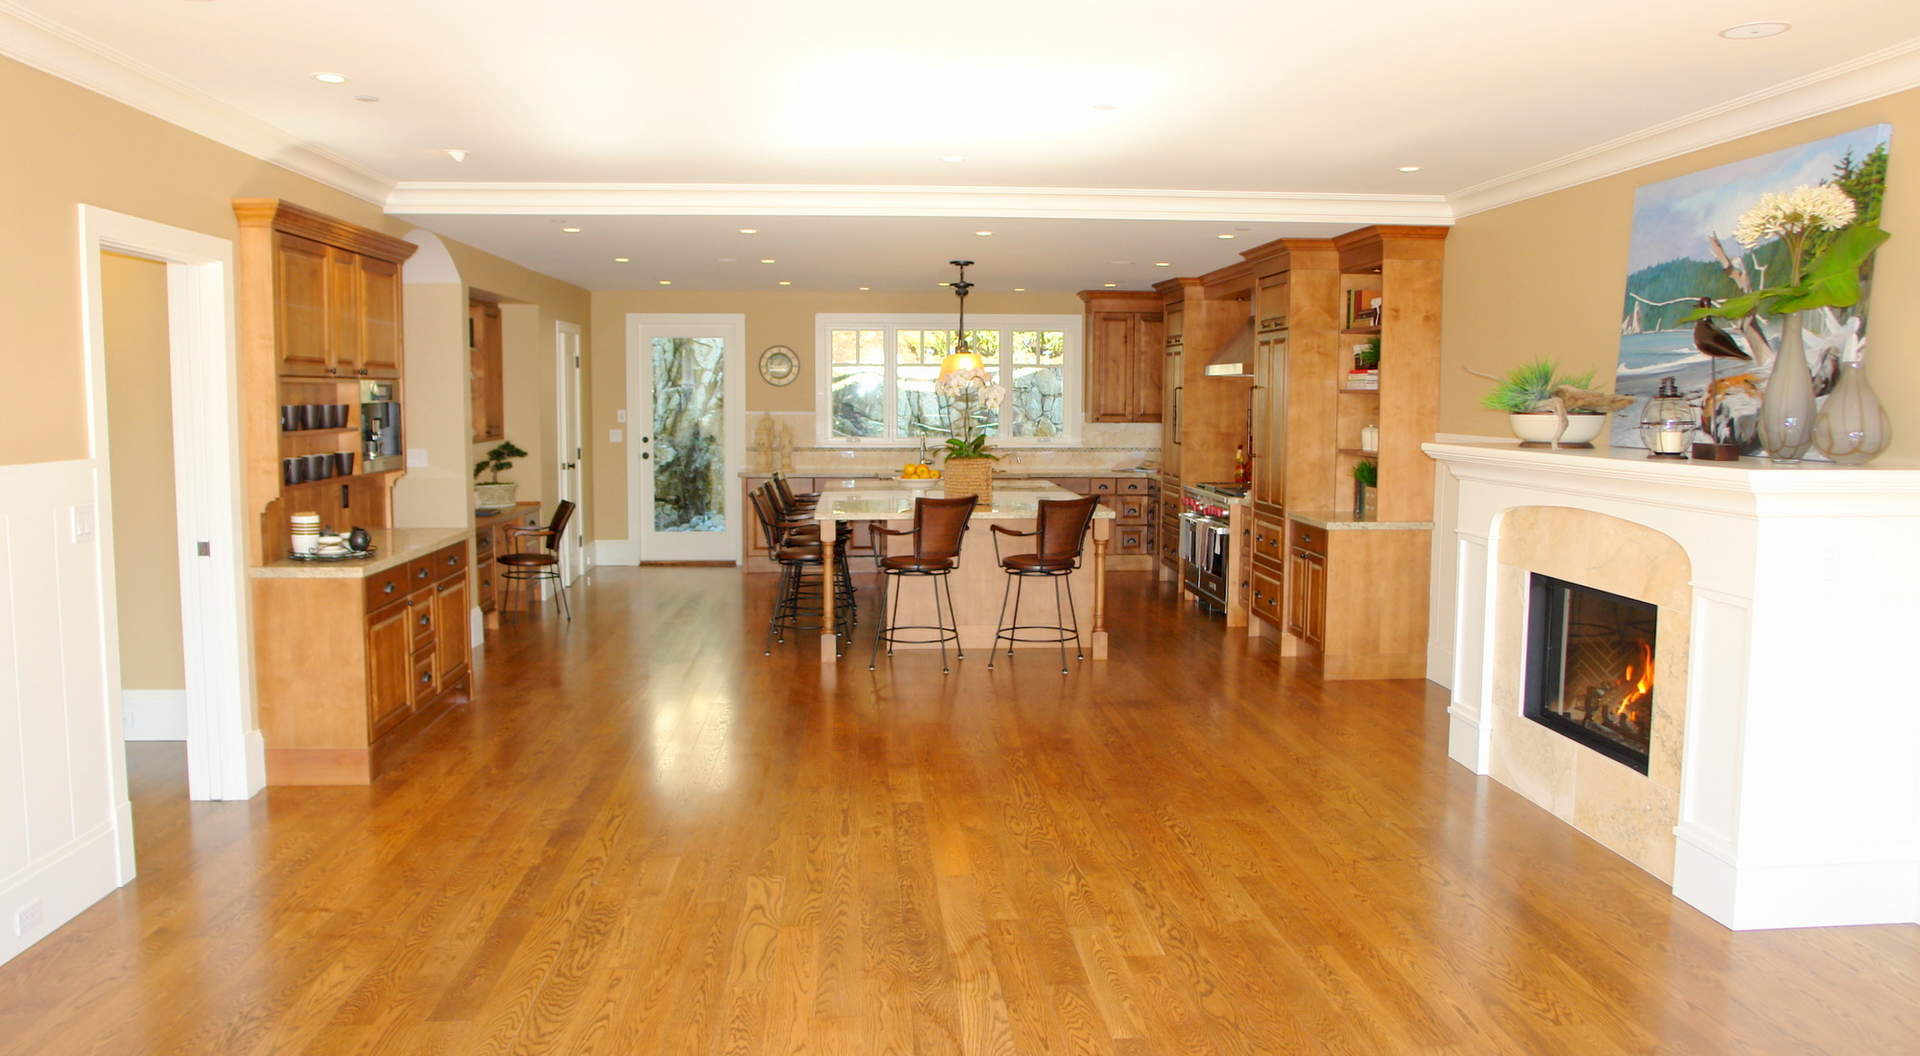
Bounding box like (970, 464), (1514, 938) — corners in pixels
(815, 314), (1081, 444)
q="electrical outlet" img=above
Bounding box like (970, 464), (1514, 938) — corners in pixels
(609, 429), (623, 444)
(13, 899), (44, 937)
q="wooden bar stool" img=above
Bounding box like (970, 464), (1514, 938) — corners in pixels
(868, 495), (978, 674)
(987, 495), (1099, 674)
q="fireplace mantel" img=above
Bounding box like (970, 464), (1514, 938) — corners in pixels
(1425, 441), (1920, 930)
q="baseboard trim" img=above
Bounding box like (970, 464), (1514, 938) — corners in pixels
(1673, 831), (1920, 930)
(122, 689), (188, 741)
(0, 822), (123, 966)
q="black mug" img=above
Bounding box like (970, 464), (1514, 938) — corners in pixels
(334, 451), (355, 476)
(280, 405), (296, 432)
(291, 405), (312, 431)
(329, 404), (349, 429)
(282, 457), (305, 485)
(305, 453), (331, 480)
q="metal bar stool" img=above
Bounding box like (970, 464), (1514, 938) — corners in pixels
(499, 500), (577, 621)
(987, 495), (1099, 674)
(750, 486), (854, 655)
(760, 481), (854, 625)
(868, 494), (978, 674)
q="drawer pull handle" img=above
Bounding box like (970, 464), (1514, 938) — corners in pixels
(420, 671), (432, 684)
(383, 582), (396, 594)
(448, 555), (458, 565)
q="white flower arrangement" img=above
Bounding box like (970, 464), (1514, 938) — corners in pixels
(1732, 184), (1858, 249)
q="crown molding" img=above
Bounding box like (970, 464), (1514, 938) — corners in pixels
(1450, 36), (1920, 218)
(0, 1), (393, 205)
(383, 182), (1456, 225)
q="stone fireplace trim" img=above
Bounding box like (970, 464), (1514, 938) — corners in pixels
(1424, 442), (1920, 931)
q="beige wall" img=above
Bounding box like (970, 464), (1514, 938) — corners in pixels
(1439, 87), (1919, 462)
(0, 53), (593, 507)
(585, 289), (1083, 539)
(101, 252), (184, 691)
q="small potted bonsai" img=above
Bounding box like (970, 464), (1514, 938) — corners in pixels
(1352, 459), (1378, 521)
(1478, 360), (1608, 446)
(473, 440), (527, 509)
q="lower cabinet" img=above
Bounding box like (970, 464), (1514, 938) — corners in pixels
(1284, 517), (1430, 680)
(256, 539), (474, 785)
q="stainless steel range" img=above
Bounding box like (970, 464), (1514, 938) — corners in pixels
(1179, 483), (1247, 613)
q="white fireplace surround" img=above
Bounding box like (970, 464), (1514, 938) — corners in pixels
(1425, 442), (1920, 931)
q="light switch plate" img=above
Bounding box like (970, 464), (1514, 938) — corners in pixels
(407, 448), (428, 467)
(615, 409), (626, 423)
(69, 504), (95, 543)
(609, 428), (623, 444)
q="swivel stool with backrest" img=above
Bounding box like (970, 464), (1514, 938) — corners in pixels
(986, 495), (1099, 674)
(868, 494), (978, 674)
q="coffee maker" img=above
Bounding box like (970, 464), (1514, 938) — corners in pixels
(359, 380), (404, 474)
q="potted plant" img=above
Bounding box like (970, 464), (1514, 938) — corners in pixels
(1352, 459), (1378, 521)
(1479, 360), (1608, 445)
(934, 364), (1004, 500)
(473, 440), (527, 509)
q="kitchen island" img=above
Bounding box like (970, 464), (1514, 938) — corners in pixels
(813, 482), (1113, 664)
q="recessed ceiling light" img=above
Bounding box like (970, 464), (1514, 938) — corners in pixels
(940, 155), (965, 163)
(738, 228), (758, 234)
(975, 230), (994, 236)
(1154, 262), (1171, 267)
(1720, 21), (1790, 39)
(1217, 233), (1235, 239)
(760, 258), (776, 264)
(313, 72), (347, 84)
(778, 280), (792, 286)
(444, 149), (468, 162)
(1013, 287), (1026, 292)
(613, 257), (630, 263)
(354, 95), (379, 103)
(1103, 282), (1118, 288)
(858, 286), (871, 291)
(659, 280), (674, 285)
(1397, 165), (1422, 173)
(561, 226), (581, 233)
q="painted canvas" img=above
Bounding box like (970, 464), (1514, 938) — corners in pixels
(1612, 125), (1891, 453)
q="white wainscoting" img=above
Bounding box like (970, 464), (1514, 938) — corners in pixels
(122, 689), (188, 741)
(0, 459), (133, 966)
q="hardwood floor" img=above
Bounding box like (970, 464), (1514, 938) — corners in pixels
(2, 567), (1915, 1054)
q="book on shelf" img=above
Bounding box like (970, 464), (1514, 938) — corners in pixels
(1344, 369), (1380, 391)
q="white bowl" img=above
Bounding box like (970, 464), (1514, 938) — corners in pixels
(897, 475), (938, 490)
(1510, 411), (1607, 445)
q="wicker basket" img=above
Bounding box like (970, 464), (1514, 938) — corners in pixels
(940, 457), (994, 501)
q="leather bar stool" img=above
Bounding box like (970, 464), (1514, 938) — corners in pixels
(499, 499), (578, 621)
(750, 485), (853, 655)
(868, 494), (978, 674)
(986, 495), (1099, 674)
(772, 472), (818, 510)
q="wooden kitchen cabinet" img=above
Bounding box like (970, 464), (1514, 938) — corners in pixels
(434, 573), (471, 680)
(470, 298), (504, 441)
(357, 255), (403, 378)
(1287, 542), (1326, 649)
(1079, 292), (1163, 423)
(273, 233), (331, 376)
(324, 247), (362, 375)
(365, 602), (413, 738)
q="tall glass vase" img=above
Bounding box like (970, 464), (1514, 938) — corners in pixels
(1813, 353), (1891, 464)
(1758, 312), (1816, 464)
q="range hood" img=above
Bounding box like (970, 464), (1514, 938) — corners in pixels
(1203, 319), (1256, 377)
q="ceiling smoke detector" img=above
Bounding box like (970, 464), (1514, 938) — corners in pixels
(1720, 21), (1791, 39)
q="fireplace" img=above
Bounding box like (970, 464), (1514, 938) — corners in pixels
(1522, 573), (1656, 774)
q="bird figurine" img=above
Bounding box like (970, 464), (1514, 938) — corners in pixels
(1691, 298), (1750, 363)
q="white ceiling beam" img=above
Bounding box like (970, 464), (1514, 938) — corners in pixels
(383, 183), (1456, 225)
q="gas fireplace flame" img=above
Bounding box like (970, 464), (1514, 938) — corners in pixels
(1616, 640), (1654, 716)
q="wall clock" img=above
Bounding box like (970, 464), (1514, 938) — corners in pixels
(758, 344), (799, 386)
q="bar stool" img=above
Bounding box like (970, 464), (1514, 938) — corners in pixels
(868, 495), (978, 674)
(750, 486), (854, 655)
(987, 495), (1100, 674)
(499, 500), (578, 621)
(772, 472), (818, 510)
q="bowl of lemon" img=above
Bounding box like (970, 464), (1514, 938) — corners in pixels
(896, 462), (941, 489)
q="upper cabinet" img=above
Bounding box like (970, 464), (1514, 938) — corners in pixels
(469, 298), (504, 442)
(1078, 291), (1163, 423)
(236, 199), (416, 380)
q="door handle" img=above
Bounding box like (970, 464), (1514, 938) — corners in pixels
(641, 453), (650, 460)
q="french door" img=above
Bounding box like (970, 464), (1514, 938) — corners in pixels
(627, 315), (745, 562)
(554, 322), (586, 584)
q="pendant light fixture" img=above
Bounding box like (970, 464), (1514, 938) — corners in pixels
(937, 260), (984, 378)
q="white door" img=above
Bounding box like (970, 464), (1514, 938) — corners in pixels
(554, 322), (586, 584)
(628, 315), (745, 563)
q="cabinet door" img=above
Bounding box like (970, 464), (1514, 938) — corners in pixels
(1253, 333), (1287, 508)
(1287, 547), (1310, 639)
(366, 603), (413, 736)
(1086, 312), (1135, 422)
(1163, 351), (1182, 477)
(357, 255), (403, 378)
(1303, 551), (1327, 648)
(325, 247), (363, 376)
(273, 233), (332, 376)
(1130, 313), (1163, 422)
(434, 573), (470, 680)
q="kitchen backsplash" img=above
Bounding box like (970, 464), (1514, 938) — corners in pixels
(762, 416), (1161, 474)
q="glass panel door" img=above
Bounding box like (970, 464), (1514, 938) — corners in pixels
(633, 319), (743, 562)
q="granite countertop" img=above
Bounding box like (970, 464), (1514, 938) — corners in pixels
(741, 467), (1160, 480)
(813, 482), (1118, 522)
(251, 526), (470, 579)
(1287, 510), (1434, 532)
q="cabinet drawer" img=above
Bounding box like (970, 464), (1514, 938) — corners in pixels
(1119, 478), (1154, 494)
(1290, 520), (1328, 558)
(1252, 568), (1283, 624)
(404, 555), (439, 590)
(1252, 517), (1286, 565)
(1115, 528), (1151, 554)
(477, 568), (496, 611)
(1046, 477), (1092, 495)
(1089, 479), (1117, 494)
(364, 564), (410, 612)
(412, 648), (438, 706)
(430, 542), (466, 579)
(407, 587), (436, 650)
(1115, 497), (1154, 522)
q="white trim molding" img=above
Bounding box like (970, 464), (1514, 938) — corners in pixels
(386, 182), (1455, 225)
(0, 1), (392, 204)
(122, 689), (188, 741)
(1451, 36), (1920, 217)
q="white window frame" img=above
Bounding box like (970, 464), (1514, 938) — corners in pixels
(813, 313), (1083, 446)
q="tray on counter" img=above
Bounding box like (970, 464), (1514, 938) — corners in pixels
(287, 546), (377, 562)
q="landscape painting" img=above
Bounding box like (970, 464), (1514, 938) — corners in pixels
(1612, 124), (1891, 453)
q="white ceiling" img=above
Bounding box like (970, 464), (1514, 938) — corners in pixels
(9, 0), (1920, 289)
